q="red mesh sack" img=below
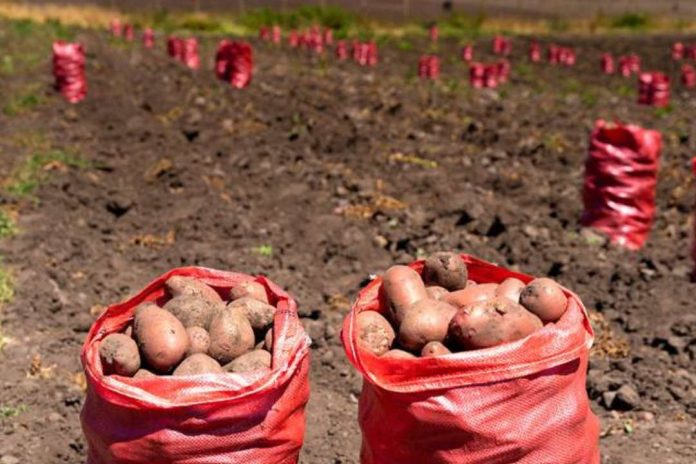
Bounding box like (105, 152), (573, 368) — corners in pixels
(418, 55), (439, 80)
(142, 28), (154, 49)
(341, 254), (600, 464)
(288, 30), (299, 48)
(335, 40), (348, 60)
(581, 120), (662, 250)
(181, 38), (200, 70)
(110, 19), (121, 38)
(469, 62), (485, 88)
(681, 64), (696, 88)
(528, 41), (541, 62)
(216, 41), (253, 89)
(461, 43), (473, 62)
(124, 24), (134, 42)
(429, 25), (439, 42)
(272, 25), (282, 45)
(672, 42), (684, 60)
(52, 41), (87, 104)
(323, 28), (334, 46)
(601, 53), (614, 74)
(548, 44), (560, 64)
(167, 37), (183, 60)
(492, 35), (510, 55)
(80, 267), (311, 464)
(638, 72), (670, 107)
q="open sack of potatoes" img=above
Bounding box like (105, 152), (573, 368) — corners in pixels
(341, 253), (600, 464)
(80, 267), (310, 464)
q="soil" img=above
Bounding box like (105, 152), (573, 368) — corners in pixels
(0, 25), (695, 463)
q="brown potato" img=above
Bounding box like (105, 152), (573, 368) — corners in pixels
(223, 349), (272, 374)
(423, 252), (468, 291)
(426, 286), (449, 301)
(398, 299), (458, 353)
(208, 307), (255, 364)
(165, 276), (222, 304)
(99, 333), (141, 376)
(227, 297), (275, 331)
(356, 310), (395, 356)
(421, 341), (452, 357)
(264, 328), (274, 352)
(163, 295), (219, 330)
(381, 349), (416, 360)
(173, 353), (224, 376)
(520, 278), (568, 323)
(383, 265), (428, 325)
(496, 278), (526, 303)
(133, 304), (190, 374)
(229, 281), (269, 304)
(443, 283), (498, 308)
(133, 368), (156, 379)
(186, 327), (211, 356)
(448, 297), (543, 350)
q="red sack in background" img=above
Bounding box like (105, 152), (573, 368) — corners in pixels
(672, 42), (684, 60)
(271, 25), (281, 45)
(259, 26), (271, 41)
(601, 53), (614, 74)
(461, 43), (473, 62)
(123, 24), (134, 41)
(181, 37), (200, 70)
(216, 41), (253, 89)
(582, 120), (662, 250)
(81, 266), (310, 464)
(638, 72), (670, 107)
(469, 62), (485, 88)
(52, 41), (87, 104)
(110, 19), (121, 37)
(682, 64), (696, 88)
(686, 44), (696, 60)
(215, 39), (233, 80)
(167, 37), (183, 60)
(288, 30), (299, 48)
(484, 63), (499, 88)
(429, 24), (439, 42)
(497, 59), (511, 83)
(548, 44), (560, 64)
(335, 40), (348, 60)
(528, 41), (541, 62)
(418, 55), (439, 80)
(619, 54), (640, 77)
(492, 35), (510, 55)
(559, 47), (576, 66)
(367, 41), (378, 66)
(341, 254), (600, 464)
(142, 28), (154, 48)
(323, 28), (333, 46)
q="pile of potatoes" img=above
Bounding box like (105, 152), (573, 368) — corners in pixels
(99, 276), (276, 378)
(357, 252), (569, 359)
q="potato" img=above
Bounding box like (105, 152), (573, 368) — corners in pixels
(443, 283), (497, 308)
(133, 304), (190, 373)
(223, 349), (272, 373)
(448, 297), (543, 350)
(163, 295), (219, 329)
(496, 278), (526, 303)
(186, 326), (211, 356)
(133, 368), (156, 379)
(398, 299), (458, 353)
(264, 328), (274, 352)
(381, 349), (416, 360)
(230, 281), (269, 304)
(356, 310), (395, 356)
(99, 333), (140, 376)
(383, 265), (428, 325)
(421, 341), (452, 357)
(165, 275), (222, 304)
(173, 353), (224, 376)
(426, 286), (449, 301)
(423, 252), (468, 291)
(208, 307), (255, 364)
(520, 278), (568, 323)
(227, 297), (275, 331)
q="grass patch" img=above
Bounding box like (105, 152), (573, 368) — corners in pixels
(439, 12), (485, 39)
(0, 211), (17, 238)
(2, 88), (43, 116)
(0, 404), (26, 418)
(253, 244), (273, 257)
(654, 104), (674, 118)
(5, 150), (90, 198)
(0, 264), (13, 305)
(611, 12), (651, 30)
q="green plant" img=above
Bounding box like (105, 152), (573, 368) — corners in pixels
(654, 104), (674, 118)
(547, 17), (569, 33)
(0, 404), (26, 418)
(610, 12), (650, 30)
(253, 244), (273, 257)
(5, 150), (90, 197)
(0, 264), (13, 304)
(2, 88), (43, 116)
(0, 211), (17, 238)
(439, 12), (485, 39)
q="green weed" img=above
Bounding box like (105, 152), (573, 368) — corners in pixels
(5, 150), (90, 197)
(0, 404), (26, 418)
(611, 12), (650, 30)
(253, 244), (273, 257)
